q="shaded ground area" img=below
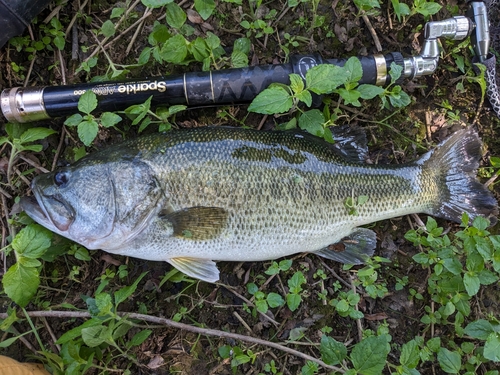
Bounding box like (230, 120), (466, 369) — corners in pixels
(1, 0), (499, 374)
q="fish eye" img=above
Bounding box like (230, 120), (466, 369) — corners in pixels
(54, 171), (69, 187)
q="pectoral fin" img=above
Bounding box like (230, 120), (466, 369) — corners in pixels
(160, 206), (228, 240)
(167, 257), (220, 283)
(314, 228), (376, 264)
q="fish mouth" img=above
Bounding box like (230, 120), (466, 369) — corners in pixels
(20, 188), (75, 233)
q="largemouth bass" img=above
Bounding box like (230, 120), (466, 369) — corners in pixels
(21, 127), (498, 282)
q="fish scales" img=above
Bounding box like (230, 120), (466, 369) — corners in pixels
(21, 127), (498, 282)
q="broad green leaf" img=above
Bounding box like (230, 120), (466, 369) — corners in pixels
(255, 299), (268, 313)
(64, 113), (83, 127)
(101, 20), (115, 37)
(354, 0), (380, 11)
(56, 318), (102, 344)
(195, 0), (215, 20)
(464, 319), (494, 340)
(141, 0), (173, 8)
(190, 38), (209, 62)
(286, 293), (301, 312)
(358, 84), (385, 100)
(320, 335), (347, 366)
(3, 263), (40, 307)
(296, 90), (312, 107)
(484, 333), (500, 362)
(53, 35), (66, 50)
(288, 271), (306, 293)
(12, 224), (52, 258)
(351, 336), (390, 375)
(233, 37), (251, 55)
(95, 293), (113, 316)
(167, 105), (187, 116)
(81, 325), (109, 347)
(463, 273), (480, 296)
(205, 32), (221, 50)
(19, 127), (56, 144)
(337, 88), (361, 106)
(161, 34), (188, 64)
(306, 64), (348, 94)
(78, 90), (98, 115)
(100, 112), (122, 128)
(248, 86), (293, 114)
(166, 2), (186, 29)
(267, 292), (285, 308)
(437, 347), (461, 374)
(343, 57), (363, 84)
(415, 2), (441, 17)
(77, 119), (99, 146)
(218, 345), (231, 359)
(111, 7), (126, 18)
(298, 109), (324, 137)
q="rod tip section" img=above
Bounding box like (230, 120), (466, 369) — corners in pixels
(1, 86), (49, 123)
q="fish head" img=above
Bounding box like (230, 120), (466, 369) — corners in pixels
(21, 157), (164, 251)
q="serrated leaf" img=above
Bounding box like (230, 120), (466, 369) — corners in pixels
(3, 263), (40, 307)
(78, 90), (98, 114)
(464, 319), (494, 340)
(306, 64), (348, 94)
(437, 348), (461, 374)
(141, 0), (173, 8)
(78, 120), (99, 146)
(255, 299), (268, 313)
(320, 335), (347, 366)
(100, 112), (122, 128)
(12, 224), (52, 258)
(400, 339), (420, 368)
(248, 86), (293, 114)
(190, 38), (209, 61)
(267, 292), (285, 308)
(298, 109), (325, 137)
(358, 84), (385, 100)
(64, 113), (83, 127)
(289, 74), (304, 94)
(286, 293), (302, 312)
(351, 336), (390, 375)
(205, 32), (220, 50)
(463, 273), (480, 296)
(343, 56), (363, 83)
(161, 34), (188, 64)
(81, 325), (109, 347)
(296, 90), (312, 107)
(166, 2), (186, 29)
(195, 0), (215, 20)
(101, 20), (115, 37)
(19, 127), (56, 144)
(484, 333), (500, 362)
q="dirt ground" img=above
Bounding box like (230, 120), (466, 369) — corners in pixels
(1, 0), (499, 374)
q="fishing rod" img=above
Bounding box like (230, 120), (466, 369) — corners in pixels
(0, 1), (495, 123)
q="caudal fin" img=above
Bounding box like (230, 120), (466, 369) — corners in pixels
(422, 127), (498, 225)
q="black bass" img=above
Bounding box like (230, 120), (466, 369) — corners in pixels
(21, 127), (498, 282)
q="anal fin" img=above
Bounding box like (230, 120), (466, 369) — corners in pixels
(167, 257), (220, 283)
(314, 228), (376, 264)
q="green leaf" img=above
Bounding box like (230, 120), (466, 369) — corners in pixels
(77, 119), (99, 146)
(64, 113), (83, 127)
(463, 273), (480, 296)
(130, 329), (152, 347)
(354, 0), (380, 11)
(19, 127), (56, 144)
(81, 325), (109, 347)
(56, 318), (102, 344)
(267, 292), (285, 308)
(248, 85), (293, 114)
(415, 2), (441, 17)
(320, 335), (347, 366)
(484, 333), (500, 362)
(78, 90), (98, 114)
(296, 90), (312, 107)
(12, 224), (52, 258)
(218, 345), (232, 359)
(114, 272), (148, 307)
(437, 347), (461, 374)
(288, 271), (306, 293)
(205, 32), (221, 51)
(289, 74), (304, 94)
(343, 57), (363, 84)
(298, 109), (325, 137)
(190, 38), (209, 62)
(306, 64), (348, 94)
(161, 34), (188, 64)
(464, 319), (494, 340)
(351, 336), (390, 375)
(286, 293), (302, 312)
(101, 20), (115, 37)
(195, 0), (215, 20)
(255, 299), (268, 313)
(100, 112), (122, 128)
(53, 35), (66, 50)
(3, 263), (40, 308)
(141, 0), (173, 8)
(358, 84), (385, 100)
(166, 2), (186, 29)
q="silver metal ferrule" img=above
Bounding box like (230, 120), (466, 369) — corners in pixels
(424, 16), (472, 41)
(1, 87), (49, 123)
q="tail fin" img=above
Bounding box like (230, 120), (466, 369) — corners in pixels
(422, 127), (498, 225)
